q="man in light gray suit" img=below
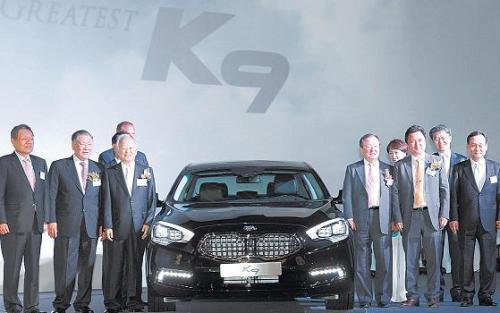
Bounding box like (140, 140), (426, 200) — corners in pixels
(343, 134), (392, 308)
(46, 130), (105, 313)
(449, 131), (500, 307)
(392, 125), (449, 308)
(102, 134), (156, 313)
(0, 124), (48, 313)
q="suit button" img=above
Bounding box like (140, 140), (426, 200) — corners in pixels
(131, 200), (134, 204)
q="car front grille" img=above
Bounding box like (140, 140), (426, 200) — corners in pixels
(198, 233), (302, 261)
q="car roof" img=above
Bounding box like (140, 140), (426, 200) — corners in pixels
(183, 160), (313, 173)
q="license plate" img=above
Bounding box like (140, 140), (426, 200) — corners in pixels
(220, 262), (282, 278)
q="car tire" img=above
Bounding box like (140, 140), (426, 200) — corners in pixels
(324, 292), (354, 310)
(148, 289), (177, 312)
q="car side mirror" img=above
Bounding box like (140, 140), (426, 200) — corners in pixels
(331, 189), (343, 204)
(155, 193), (166, 208)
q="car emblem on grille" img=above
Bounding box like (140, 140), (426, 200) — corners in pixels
(243, 225), (257, 231)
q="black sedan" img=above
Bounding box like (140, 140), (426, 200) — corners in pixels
(146, 161), (354, 311)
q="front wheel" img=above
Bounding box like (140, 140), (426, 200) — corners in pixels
(324, 292), (354, 310)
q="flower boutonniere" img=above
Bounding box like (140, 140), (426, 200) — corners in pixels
(87, 171), (100, 182)
(383, 168), (393, 186)
(430, 157), (442, 171)
(140, 168), (152, 180)
(426, 157), (442, 177)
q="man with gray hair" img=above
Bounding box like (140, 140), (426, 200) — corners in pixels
(0, 124), (49, 313)
(102, 134), (156, 313)
(47, 130), (105, 313)
(429, 124), (466, 302)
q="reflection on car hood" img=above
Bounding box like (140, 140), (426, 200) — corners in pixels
(157, 200), (340, 229)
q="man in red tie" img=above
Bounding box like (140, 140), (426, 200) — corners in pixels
(0, 124), (49, 313)
(342, 133), (393, 308)
(46, 130), (105, 313)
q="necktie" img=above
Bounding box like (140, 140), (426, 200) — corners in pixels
(22, 158), (35, 191)
(366, 163), (377, 207)
(473, 163), (484, 190)
(80, 161), (88, 191)
(125, 166), (132, 194)
(414, 159), (425, 207)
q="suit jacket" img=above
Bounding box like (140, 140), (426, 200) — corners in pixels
(103, 162), (156, 240)
(342, 160), (392, 234)
(432, 151), (466, 183)
(450, 159), (500, 233)
(47, 157), (105, 238)
(98, 149), (149, 168)
(0, 152), (48, 233)
(392, 154), (450, 231)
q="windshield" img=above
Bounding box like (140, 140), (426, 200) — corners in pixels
(172, 170), (327, 203)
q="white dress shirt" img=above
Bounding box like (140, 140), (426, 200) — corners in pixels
(121, 162), (135, 194)
(364, 159), (380, 207)
(470, 158), (486, 191)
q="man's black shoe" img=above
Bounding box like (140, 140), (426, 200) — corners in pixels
(479, 297), (497, 306)
(460, 298), (473, 307)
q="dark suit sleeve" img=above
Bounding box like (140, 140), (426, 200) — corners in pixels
(98, 152), (106, 166)
(391, 163), (403, 224)
(0, 159), (7, 224)
(47, 161), (58, 223)
(438, 158), (450, 220)
(102, 168), (113, 229)
(341, 166), (353, 220)
(496, 166), (500, 221)
(450, 165), (460, 222)
(145, 167), (157, 225)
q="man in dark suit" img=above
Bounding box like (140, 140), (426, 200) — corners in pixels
(343, 134), (393, 308)
(429, 124), (466, 302)
(102, 134), (156, 313)
(46, 130), (105, 313)
(98, 121), (148, 167)
(392, 125), (449, 308)
(449, 131), (500, 307)
(0, 124), (48, 313)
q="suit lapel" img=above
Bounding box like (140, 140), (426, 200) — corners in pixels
(67, 157), (84, 194)
(463, 160), (480, 192)
(131, 163), (142, 197)
(354, 161), (366, 191)
(116, 164), (131, 198)
(11, 153), (34, 192)
(484, 160), (495, 189)
(402, 157), (413, 186)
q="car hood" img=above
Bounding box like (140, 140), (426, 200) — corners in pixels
(155, 200), (342, 230)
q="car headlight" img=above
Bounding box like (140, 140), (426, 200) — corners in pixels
(151, 221), (194, 246)
(306, 218), (349, 243)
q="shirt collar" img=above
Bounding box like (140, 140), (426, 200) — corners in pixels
(470, 158), (485, 168)
(15, 151), (31, 162)
(363, 159), (379, 168)
(439, 151), (451, 159)
(73, 155), (88, 165)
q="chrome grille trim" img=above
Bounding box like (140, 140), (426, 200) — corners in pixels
(198, 233), (302, 261)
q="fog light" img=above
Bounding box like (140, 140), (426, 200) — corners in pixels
(156, 268), (193, 281)
(310, 267), (345, 278)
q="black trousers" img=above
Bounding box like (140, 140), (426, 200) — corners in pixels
(52, 220), (97, 311)
(439, 226), (462, 298)
(102, 227), (147, 310)
(459, 223), (497, 299)
(0, 221), (42, 313)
